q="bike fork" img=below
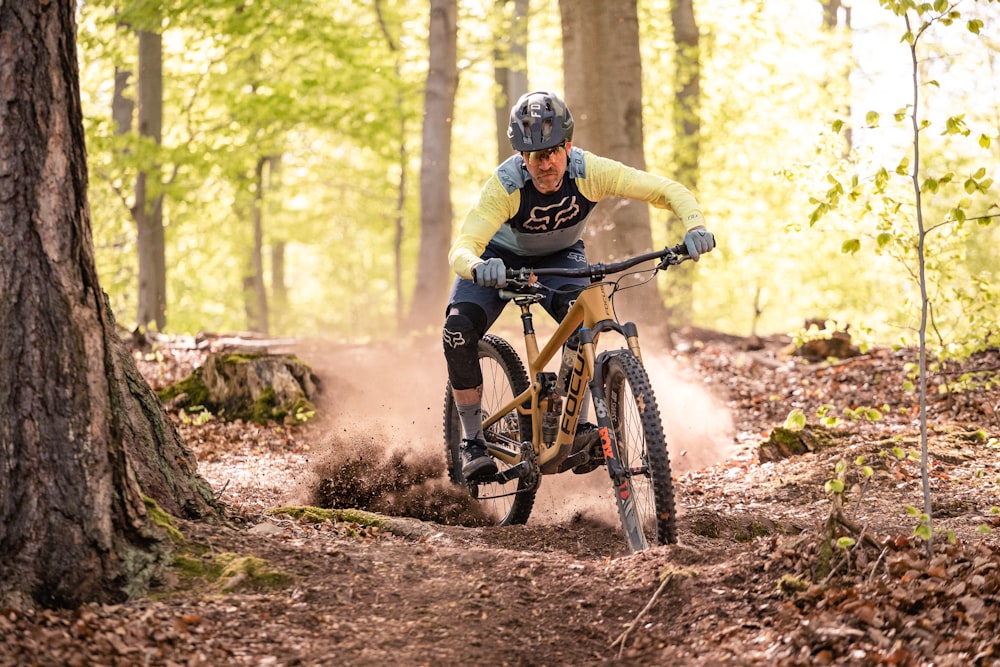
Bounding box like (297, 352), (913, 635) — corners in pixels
(588, 346), (650, 552)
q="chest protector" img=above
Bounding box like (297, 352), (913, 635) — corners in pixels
(490, 147), (597, 257)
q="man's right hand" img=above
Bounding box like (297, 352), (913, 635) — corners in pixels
(472, 258), (508, 288)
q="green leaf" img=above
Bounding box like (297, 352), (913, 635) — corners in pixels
(877, 232), (893, 248)
(968, 19), (984, 34)
(865, 110), (881, 127)
(861, 466), (874, 478)
(831, 119), (845, 133)
(835, 460), (847, 474)
(875, 167), (890, 190)
(865, 408), (883, 421)
(980, 134), (992, 149)
(905, 505), (920, 516)
(915, 524), (932, 540)
(784, 409), (807, 431)
(825, 479), (845, 494)
(895, 156), (910, 175)
(944, 115), (970, 136)
(974, 167), (987, 180)
(841, 238), (861, 255)
(836, 536), (856, 549)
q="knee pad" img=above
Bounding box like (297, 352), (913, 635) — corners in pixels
(443, 310), (482, 390)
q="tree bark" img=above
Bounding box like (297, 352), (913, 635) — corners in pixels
(559, 0), (666, 321)
(667, 0), (702, 323)
(407, 0), (458, 330)
(821, 0), (854, 153)
(250, 156), (271, 335)
(134, 28), (167, 332)
(493, 0), (529, 164)
(375, 0), (409, 331)
(0, 0), (216, 610)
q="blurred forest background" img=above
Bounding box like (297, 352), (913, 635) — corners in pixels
(77, 0), (998, 357)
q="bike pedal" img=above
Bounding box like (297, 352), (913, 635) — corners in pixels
(495, 461), (530, 483)
(571, 453), (605, 475)
(555, 449), (590, 474)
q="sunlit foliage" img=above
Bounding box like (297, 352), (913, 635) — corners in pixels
(78, 0), (999, 346)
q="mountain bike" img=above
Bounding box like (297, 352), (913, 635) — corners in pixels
(443, 242), (696, 552)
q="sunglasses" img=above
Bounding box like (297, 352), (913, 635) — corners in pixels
(520, 142), (567, 164)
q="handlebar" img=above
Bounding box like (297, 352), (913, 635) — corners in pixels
(506, 243), (690, 284)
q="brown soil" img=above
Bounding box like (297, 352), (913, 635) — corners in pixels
(3, 331), (1000, 666)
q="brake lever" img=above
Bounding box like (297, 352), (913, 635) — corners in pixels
(654, 246), (688, 271)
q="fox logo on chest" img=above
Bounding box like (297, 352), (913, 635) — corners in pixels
(522, 196), (581, 232)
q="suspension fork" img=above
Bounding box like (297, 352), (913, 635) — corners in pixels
(584, 323), (637, 488)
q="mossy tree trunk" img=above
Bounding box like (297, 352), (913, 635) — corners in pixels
(0, 0), (216, 610)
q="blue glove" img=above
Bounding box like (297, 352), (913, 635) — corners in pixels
(683, 227), (716, 261)
(472, 258), (508, 288)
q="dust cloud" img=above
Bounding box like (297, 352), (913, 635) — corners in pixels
(641, 350), (739, 473)
(295, 334), (738, 529)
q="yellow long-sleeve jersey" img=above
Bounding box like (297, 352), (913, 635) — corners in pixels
(449, 147), (705, 279)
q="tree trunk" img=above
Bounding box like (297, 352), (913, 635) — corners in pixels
(134, 28), (167, 332)
(667, 0), (702, 323)
(821, 0), (854, 153)
(493, 0), (529, 164)
(272, 241), (288, 331)
(0, 1), (216, 610)
(671, 0), (700, 191)
(375, 0), (409, 332)
(112, 68), (134, 133)
(559, 0), (666, 321)
(250, 156), (270, 335)
(407, 0), (458, 330)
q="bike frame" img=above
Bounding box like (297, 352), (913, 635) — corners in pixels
(460, 242), (692, 551)
(482, 278), (640, 472)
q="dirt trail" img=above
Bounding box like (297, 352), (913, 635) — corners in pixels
(3, 333), (1000, 666)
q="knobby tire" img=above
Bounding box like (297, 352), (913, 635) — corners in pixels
(443, 334), (536, 525)
(603, 351), (678, 550)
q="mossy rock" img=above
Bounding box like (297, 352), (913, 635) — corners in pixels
(759, 424), (841, 462)
(266, 505), (384, 528)
(158, 352), (320, 424)
(171, 552), (292, 592)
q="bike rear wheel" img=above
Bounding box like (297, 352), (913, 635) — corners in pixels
(443, 334), (536, 525)
(602, 351), (677, 550)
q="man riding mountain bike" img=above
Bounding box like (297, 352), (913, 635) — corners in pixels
(442, 90), (715, 482)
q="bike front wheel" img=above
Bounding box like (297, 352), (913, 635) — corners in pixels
(602, 351), (678, 550)
(443, 334), (537, 525)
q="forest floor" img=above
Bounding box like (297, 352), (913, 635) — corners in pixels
(4, 327), (1000, 666)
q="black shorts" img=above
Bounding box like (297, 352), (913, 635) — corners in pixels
(446, 240), (590, 328)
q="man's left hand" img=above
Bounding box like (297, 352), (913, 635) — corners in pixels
(683, 227), (716, 261)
